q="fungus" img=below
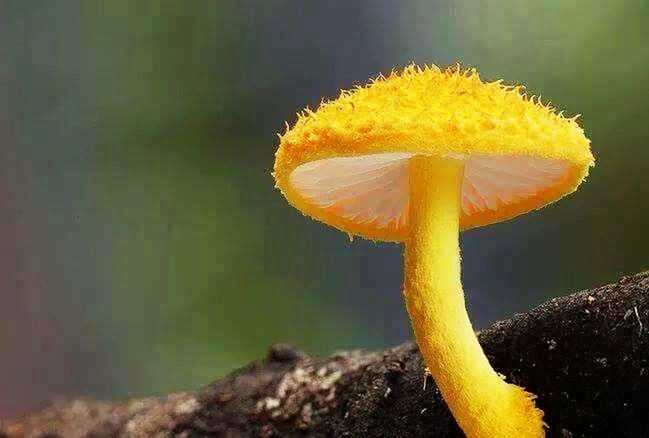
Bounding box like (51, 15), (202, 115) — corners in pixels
(273, 65), (593, 438)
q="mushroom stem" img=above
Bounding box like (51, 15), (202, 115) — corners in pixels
(403, 155), (544, 438)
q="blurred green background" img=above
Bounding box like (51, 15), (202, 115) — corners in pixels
(1, 1), (647, 417)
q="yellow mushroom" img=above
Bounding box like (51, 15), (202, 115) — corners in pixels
(273, 64), (593, 438)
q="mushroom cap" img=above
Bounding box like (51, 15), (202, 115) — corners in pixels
(273, 65), (594, 242)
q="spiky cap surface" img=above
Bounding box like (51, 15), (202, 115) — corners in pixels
(273, 64), (594, 241)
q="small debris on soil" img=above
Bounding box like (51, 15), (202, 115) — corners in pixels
(634, 306), (643, 335)
(267, 343), (305, 363)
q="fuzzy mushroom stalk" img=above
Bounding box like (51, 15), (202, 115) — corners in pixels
(404, 155), (544, 437)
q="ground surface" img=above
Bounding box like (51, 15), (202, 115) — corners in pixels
(2, 272), (648, 437)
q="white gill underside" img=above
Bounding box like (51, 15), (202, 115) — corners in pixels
(289, 153), (571, 228)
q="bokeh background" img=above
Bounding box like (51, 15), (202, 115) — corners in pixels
(1, 1), (647, 417)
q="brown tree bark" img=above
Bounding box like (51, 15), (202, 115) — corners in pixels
(2, 272), (648, 438)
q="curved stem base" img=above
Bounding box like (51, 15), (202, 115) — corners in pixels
(403, 155), (544, 438)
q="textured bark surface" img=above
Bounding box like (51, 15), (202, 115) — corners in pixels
(2, 272), (649, 438)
